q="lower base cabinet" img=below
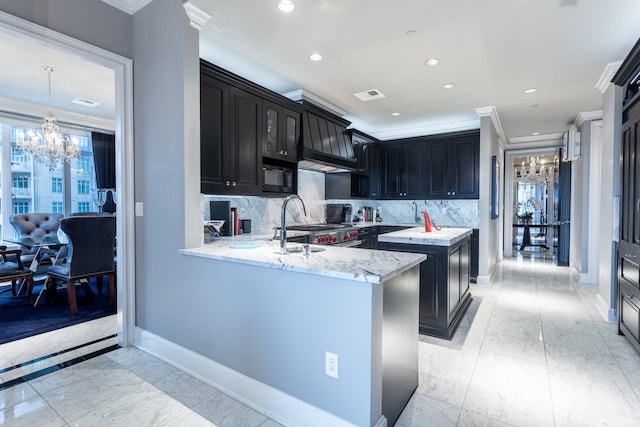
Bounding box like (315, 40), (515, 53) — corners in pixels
(619, 248), (640, 355)
(379, 236), (471, 339)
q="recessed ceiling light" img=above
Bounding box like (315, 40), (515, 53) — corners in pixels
(406, 30), (418, 36)
(309, 53), (323, 62)
(531, 132), (540, 136)
(531, 104), (540, 108)
(425, 58), (440, 66)
(442, 83), (455, 89)
(278, 0), (295, 13)
(391, 112), (401, 116)
(524, 88), (537, 94)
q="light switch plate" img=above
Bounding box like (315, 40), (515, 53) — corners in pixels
(135, 202), (144, 217)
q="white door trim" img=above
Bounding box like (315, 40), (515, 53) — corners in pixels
(0, 10), (136, 346)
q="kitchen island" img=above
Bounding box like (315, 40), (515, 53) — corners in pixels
(179, 239), (425, 427)
(378, 227), (473, 339)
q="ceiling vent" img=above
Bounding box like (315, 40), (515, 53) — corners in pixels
(353, 89), (386, 102)
(71, 98), (100, 107)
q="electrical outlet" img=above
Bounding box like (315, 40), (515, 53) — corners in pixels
(325, 351), (339, 378)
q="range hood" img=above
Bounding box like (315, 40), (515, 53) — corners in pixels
(284, 91), (357, 173)
(299, 104), (357, 173)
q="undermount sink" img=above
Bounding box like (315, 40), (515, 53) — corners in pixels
(228, 241), (261, 249)
(279, 246), (326, 254)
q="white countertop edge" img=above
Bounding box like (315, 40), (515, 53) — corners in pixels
(180, 244), (425, 284)
(378, 227), (473, 246)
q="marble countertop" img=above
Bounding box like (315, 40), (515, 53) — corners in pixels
(377, 227), (473, 246)
(181, 238), (425, 284)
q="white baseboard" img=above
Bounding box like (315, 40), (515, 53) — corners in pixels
(134, 327), (360, 427)
(476, 263), (497, 287)
(595, 294), (617, 323)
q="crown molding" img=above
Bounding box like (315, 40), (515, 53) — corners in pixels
(366, 119), (480, 141)
(283, 89), (347, 117)
(475, 106), (506, 143)
(595, 61), (622, 93)
(183, 1), (212, 30)
(507, 133), (564, 145)
(575, 110), (603, 128)
(101, 0), (154, 14)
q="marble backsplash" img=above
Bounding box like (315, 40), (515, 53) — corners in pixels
(203, 170), (480, 235)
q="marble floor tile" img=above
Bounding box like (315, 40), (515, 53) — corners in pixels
(4, 256), (640, 426)
(547, 365), (640, 419)
(192, 388), (284, 427)
(417, 364), (474, 407)
(553, 397), (640, 427)
(456, 408), (515, 427)
(394, 392), (461, 427)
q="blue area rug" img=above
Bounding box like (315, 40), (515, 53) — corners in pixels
(0, 279), (115, 345)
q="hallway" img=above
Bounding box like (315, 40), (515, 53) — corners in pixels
(1, 257), (639, 426)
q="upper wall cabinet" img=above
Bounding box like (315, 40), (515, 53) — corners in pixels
(263, 101), (300, 162)
(380, 142), (426, 199)
(424, 133), (480, 199)
(200, 59), (303, 195)
(200, 72), (262, 195)
(378, 130), (480, 200)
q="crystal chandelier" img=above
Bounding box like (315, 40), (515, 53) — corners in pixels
(514, 156), (556, 182)
(17, 66), (80, 171)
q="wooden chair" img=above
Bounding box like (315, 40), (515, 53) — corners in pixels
(44, 216), (116, 313)
(0, 246), (34, 302)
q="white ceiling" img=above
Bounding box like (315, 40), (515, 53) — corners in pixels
(192, 0), (640, 142)
(1, 0), (638, 144)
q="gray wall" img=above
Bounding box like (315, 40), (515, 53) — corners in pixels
(478, 115), (501, 282)
(0, 0), (132, 58)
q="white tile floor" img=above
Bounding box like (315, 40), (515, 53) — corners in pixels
(2, 256), (640, 426)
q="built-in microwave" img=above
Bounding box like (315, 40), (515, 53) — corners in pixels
(262, 164), (294, 193)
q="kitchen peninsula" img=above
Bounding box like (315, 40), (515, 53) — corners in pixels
(180, 239), (425, 427)
(378, 227), (473, 339)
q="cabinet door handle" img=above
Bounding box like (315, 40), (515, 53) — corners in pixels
(637, 198), (640, 212)
(284, 151), (288, 156)
(279, 150), (284, 155)
(232, 181), (237, 187)
(452, 191), (456, 196)
(624, 253), (638, 259)
(225, 180), (230, 186)
(625, 293), (635, 300)
(447, 192), (451, 196)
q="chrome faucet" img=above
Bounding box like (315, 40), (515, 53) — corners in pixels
(280, 195), (307, 254)
(412, 201), (419, 223)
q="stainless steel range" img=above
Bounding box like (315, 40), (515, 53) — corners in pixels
(286, 223), (361, 247)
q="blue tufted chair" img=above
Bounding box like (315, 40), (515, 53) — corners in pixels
(44, 216), (116, 313)
(9, 213), (64, 273)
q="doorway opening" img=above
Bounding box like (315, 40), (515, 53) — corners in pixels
(504, 148), (563, 262)
(0, 10), (134, 383)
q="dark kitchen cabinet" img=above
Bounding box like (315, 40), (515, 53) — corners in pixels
(263, 101), (299, 162)
(613, 38), (640, 355)
(380, 142), (426, 199)
(424, 134), (479, 199)
(200, 73), (262, 195)
(378, 234), (472, 339)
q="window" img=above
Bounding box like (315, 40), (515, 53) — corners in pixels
(12, 175), (29, 189)
(13, 201), (29, 214)
(52, 177), (63, 193)
(75, 155), (91, 174)
(77, 180), (90, 194)
(77, 201), (91, 212)
(2, 121), (97, 239)
(11, 146), (27, 165)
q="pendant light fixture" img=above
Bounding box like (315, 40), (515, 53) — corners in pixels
(17, 65), (80, 171)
